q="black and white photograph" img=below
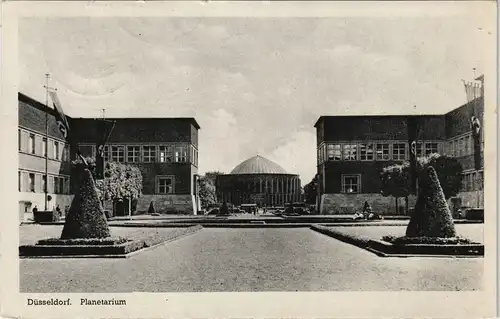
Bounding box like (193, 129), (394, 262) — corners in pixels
(1, 1), (497, 318)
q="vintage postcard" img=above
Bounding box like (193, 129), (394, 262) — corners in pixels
(1, 1), (497, 318)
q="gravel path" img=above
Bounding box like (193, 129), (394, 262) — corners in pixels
(20, 227), (482, 292)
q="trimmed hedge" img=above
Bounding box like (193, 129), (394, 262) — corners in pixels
(406, 166), (456, 238)
(37, 237), (129, 246)
(61, 168), (111, 239)
(382, 235), (475, 245)
(466, 209), (484, 221)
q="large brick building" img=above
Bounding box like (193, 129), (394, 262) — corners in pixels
(18, 92), (201, 221)
(315, 82), (484, 215)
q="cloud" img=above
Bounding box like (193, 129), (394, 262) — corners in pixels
(18, 16), (488, 182)
(267, 130), (317, 183)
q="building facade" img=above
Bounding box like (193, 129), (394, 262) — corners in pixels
(315, 86), (484, 215)
(70, 117), (201, 215)
(18, 92), (201, 220)
(18, 93), (73, 221)
(216, 155), (301, 207)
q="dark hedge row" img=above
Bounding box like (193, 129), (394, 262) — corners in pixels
(382, 235), (475, 245)
(37, 237), (129, 246)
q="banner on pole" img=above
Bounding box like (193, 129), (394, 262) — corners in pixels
(407, 116), (418, 193)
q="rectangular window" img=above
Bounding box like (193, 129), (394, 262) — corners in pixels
(63, 145), (69, 161)
(59, 177), (65, 194)
(458, 138), (463, 156)
(343, 144), (358, 161)
(157, 176), (174, 194)
(143, 146), (156, 162)
(467, 173), (473, 191)
(18, 171), (21, 191)
(29, 134), (35, 154)
(175, 145), (187, 163)
(478, 171), (484, 190)
(53, 141), (60, 160)
(18, 129), (22, 151)
(375, 143), (390, 160)
(359, 143), (374, 161)
(65, 177), (70, 194)
(42, 175), (47, 193)
(102, 145), (110, 162)
(127, 146), (140, 162)
(159, 145), (173, 163)
(195, 149), (198, 166)
(446, 141), (453, 156)
(464, 135), (470, 155)
(415, 142), (424, 158)
(42, 138), (47, 157)
(110, 146), (125, 162)
(327, 144), (341, 161)
(425, 142), (439, 156)
(28, 173), (35, 192)
(342, 174), (361, 194)
(392, 143), (406, 161)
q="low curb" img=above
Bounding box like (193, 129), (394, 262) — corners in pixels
(19, 226), (203, 259)
(309, 225), (484, 258)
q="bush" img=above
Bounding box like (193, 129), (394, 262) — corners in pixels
(60, 168), (111, 239)
(147, 201), (156, 215)
(382, 235), (474, 245)
(406, 166), (456, 238)
(466, 208), (484, 221)
(37, 237), (129, 246)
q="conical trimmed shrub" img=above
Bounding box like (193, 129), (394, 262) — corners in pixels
(406, 166), (456, 238)
(61, 168), (111, 239)
(148, 201), (156, 215)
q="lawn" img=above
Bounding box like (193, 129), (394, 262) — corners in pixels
(324, 224), (484, 244)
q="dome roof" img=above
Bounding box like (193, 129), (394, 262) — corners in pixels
(230, 155), (288, 175)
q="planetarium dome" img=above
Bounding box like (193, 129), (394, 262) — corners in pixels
(216, 155), (301, 207)
(230, 155), (288, 175)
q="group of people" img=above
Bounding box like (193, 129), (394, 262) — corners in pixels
(353, 201), (382, 220)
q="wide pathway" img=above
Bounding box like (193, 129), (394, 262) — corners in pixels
(20, 228), (483, 292)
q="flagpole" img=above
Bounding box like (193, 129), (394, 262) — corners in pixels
(44, 74), (50, 211)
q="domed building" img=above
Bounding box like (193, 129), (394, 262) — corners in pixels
(216, 155), (302, 207)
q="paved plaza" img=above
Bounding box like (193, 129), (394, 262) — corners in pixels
(20, 225), (483, 292)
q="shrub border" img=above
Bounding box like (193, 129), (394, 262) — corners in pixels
(19, 225), (203, 259)
(310, 225), (484, 257)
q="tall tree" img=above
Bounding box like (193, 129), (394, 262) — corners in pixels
(198, 175), (218, 209)
(380, 154), (463, 214)
(303, 178), (318, 205)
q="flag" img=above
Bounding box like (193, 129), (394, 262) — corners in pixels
(407, 116), (418, 193)
(49, 90), (90, 168)
(49, 91), (73, 145)
(95, 119), (116, 180)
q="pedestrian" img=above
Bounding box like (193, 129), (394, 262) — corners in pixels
(32, 205), (38, 214)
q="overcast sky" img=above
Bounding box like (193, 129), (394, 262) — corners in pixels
(19, 14), (490, 183)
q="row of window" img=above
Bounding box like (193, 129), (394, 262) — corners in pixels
(445, 133), (481, 158)
(18, 128), (69, 161)
(339, 171), (483, 195)
(462, 170), (484, 192)
(78, 144), (199, 166)
(18, 170), (70, 194)
(317, 141), (441, 163)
